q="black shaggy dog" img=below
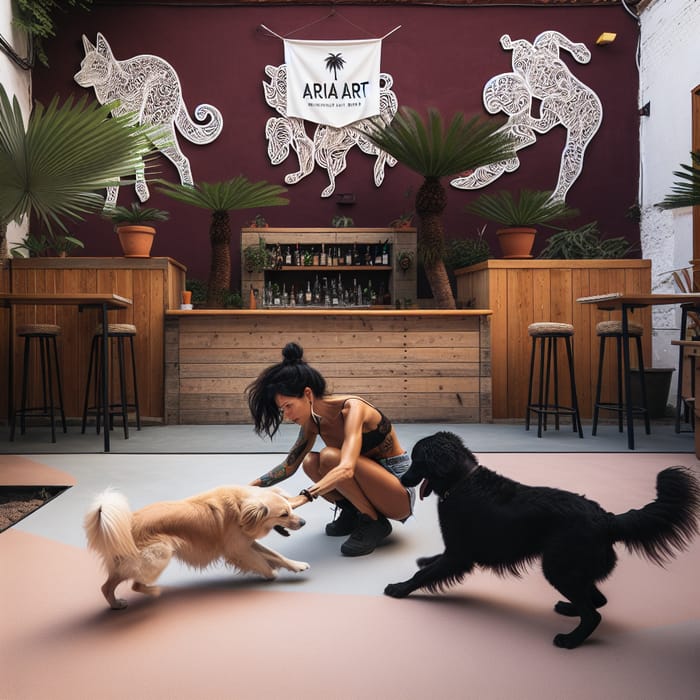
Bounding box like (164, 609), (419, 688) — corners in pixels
(385, 431), (700, 649)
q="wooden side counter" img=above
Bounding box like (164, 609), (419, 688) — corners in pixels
(164, 309), (491, 424)
(455, 259), (652, 420)
(1, 257), (186, 422)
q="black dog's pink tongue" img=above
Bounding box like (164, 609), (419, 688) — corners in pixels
(419, 479), (431, 500)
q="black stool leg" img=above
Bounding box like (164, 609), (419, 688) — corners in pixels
(613, 336), (624, 432)
(526, 336), (537, 431)
(635, 335), (651, 434)
(50, 335), (67, 434)
(116, 336), (130, 440)
(592, 335), (606, 436)
(40, 336), (57, 443)
(128, 335), (141, 431)
(564, 336), (583, 437)
(537, 336), (546, 438)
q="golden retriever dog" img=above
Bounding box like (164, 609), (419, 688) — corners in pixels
(84, 485), (309, 609)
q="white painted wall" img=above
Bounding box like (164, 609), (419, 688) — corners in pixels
(0, 0), (31, 248)
(639, 0), (700, 402)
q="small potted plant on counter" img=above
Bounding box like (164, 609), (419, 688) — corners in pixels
(105, 202), (170, 258)
(466, 189), (577, 259)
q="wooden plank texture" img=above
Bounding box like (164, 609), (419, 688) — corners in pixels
(165, 310), (490, 424)
(1, 258), (186, 422)
(456, 259), (652, 419)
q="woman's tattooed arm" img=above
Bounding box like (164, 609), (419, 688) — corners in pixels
(254, 429), (310, 487)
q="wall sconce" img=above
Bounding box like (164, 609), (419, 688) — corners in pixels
(596, 32), (617, 46)
(336, 193), (356, 205)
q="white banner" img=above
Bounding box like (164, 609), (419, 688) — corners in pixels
(284, 38), (382, 128)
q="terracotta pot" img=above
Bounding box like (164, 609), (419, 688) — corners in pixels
(496, 227), (536, 259)
(116, 225), (156, 258)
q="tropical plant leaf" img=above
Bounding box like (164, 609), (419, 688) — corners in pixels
(0, 84), (162, 233)
(359, 107), (515, 178)
(466, 189), (578, 227)
(656, 152), (700, 210)
(157, 178), (288, 212)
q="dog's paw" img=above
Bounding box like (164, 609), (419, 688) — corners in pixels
(288, 560), (310, 573)
(554, 601), (578, 617)
(384, 582), (411, 598)
(110, 598), (128, 610)
(553, 632), (582, 649)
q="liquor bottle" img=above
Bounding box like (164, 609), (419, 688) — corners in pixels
(337, 274), (344, 306)
(304, 280), (312, 304)
(345, 246), (353, 266)
(313, 275), (321, 304)
(382, 240), (390, 266)
(322, 277), (330, 306)
(364, 245), (372, 266)
(353, 243), (361, 266)
(249, 285), (256, 310)
(312, 248), (319, 266)
(374, 244), (382, 265)
(295, 242), (301, 266)
(281, 283), (288, 307)
(285, 246), (292, 266)
(289, 284), (296, 306)
(320, 243), (327, 267)
(368, 279), (377, 304)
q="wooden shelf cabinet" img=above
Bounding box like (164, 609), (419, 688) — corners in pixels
(241, 228), (417, 308)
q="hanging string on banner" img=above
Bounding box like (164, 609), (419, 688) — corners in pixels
(259, 22), (401, 42)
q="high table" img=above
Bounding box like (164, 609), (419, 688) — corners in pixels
(577, 292), (700, 450)
(0, 292), (133, 452)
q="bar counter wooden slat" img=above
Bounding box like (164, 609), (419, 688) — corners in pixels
(165, 308), (492, 424)
(455, 259), (652, 420)
(1, 257), (185, 422)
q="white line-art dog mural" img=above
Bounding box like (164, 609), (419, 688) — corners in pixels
(263, 64), (397, 198)
(452, 31), (603, 201)
(75, 33), (224, 206)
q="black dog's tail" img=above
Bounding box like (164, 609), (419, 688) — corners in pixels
(611, 467), (700, 565)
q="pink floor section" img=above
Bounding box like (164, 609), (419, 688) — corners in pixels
(0, 455), (76, 486)
(1, 453), (699, 699)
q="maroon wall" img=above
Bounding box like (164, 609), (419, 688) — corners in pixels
(31, 3), (641, 292)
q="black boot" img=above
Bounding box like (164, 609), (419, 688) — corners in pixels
(340, 513), (392, 556)
(325, 499), (359, 536)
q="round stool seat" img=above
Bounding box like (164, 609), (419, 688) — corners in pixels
(596, 320), (643, 337)
(528, 322), (574, 337)
(17, 323), (61, 337)
(94, 323), (138, 336)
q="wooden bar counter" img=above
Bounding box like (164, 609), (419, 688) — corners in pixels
(0, 257), (185, 422)
(164, 308), (491, 424)
(455, 259), (652, 420)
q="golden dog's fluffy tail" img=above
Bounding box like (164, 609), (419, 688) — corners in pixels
(84, 488), (140, 563)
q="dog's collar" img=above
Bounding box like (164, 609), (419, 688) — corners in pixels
(438, 467), (478, 502)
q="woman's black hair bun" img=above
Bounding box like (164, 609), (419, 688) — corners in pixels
(282, 342), (304, 364)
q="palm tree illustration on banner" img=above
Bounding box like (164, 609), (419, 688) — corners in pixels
(325, 53), (346, 80)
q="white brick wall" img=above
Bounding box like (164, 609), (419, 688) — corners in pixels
(639, 0), (700, 396)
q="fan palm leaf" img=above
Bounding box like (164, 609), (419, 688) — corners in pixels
(158, 178), (288, 307)
(360, 107), (515, 308)
(656, 152), (700, 210)
(0, 84), (161, 236)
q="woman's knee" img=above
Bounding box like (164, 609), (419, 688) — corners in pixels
(302, 452), (320, 479)
(318, 446), (341, 475)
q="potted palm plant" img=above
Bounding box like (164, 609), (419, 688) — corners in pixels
(0, 85), (160, 260)
(158, 178), (288, 307)
(105, 202), (170, 258)
(360, 107), (515, 308)
(466, 189), (578, 259)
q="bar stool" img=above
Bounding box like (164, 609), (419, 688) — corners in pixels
(526, 322), (583, 438)
(592, 320), (650, 436)
(10, 323), (67, 443)
(81, 323), (141, 439)
(675, 303), (697, 433)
